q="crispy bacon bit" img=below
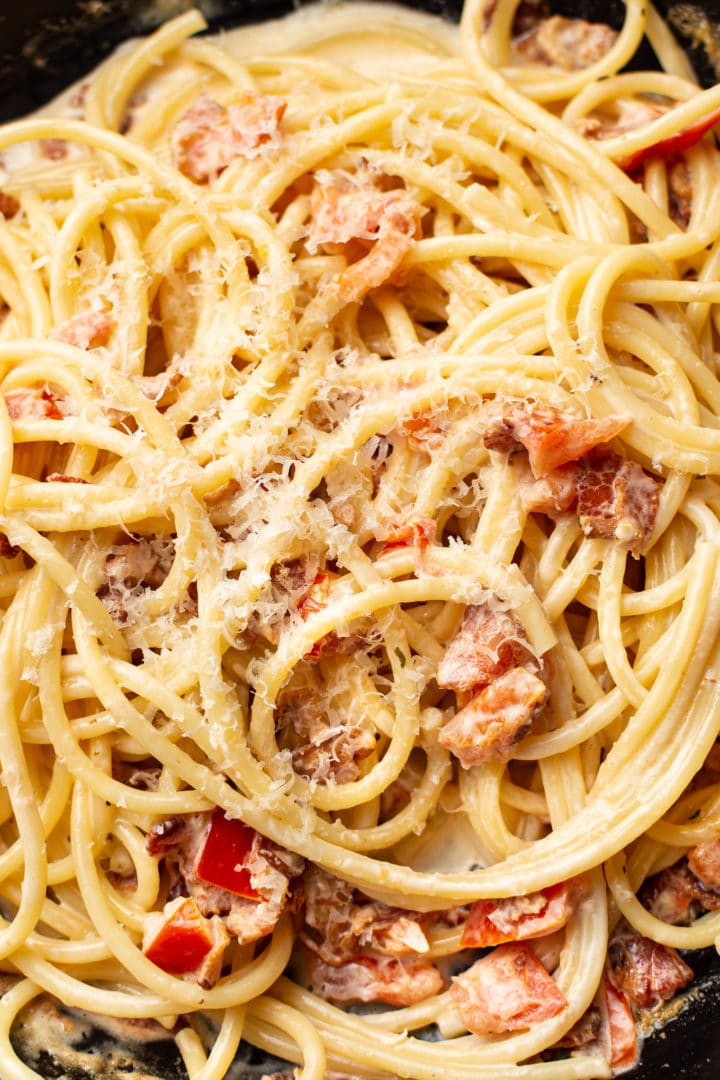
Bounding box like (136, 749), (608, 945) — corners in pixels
(308, 168), (423, 303)
(687, 838), (720, 892)
(377, 513), (436, 567)
(607, 933), (693, 1008)
(437, 602), (537, 692)
(50, 309), (112, 350)
(0, 191), (20, 218)
(641, 858), (720, 925)
(4, 387), (67, 420)
(147, 812), (303, 946)
(461, 882), (575, 948)
(305, 949), (443, 1006)
(484, 402), (631, 478)
(395, 407), (446, 453)
(171, 92), (286, 182)
(577, 451), (659, 554)
(302, 867), (430, 964)
(514, 15), (618, 70)
(142, 896), (229, 988)
(668, 160), (693, 230)
(146, 816), (190, 857)
(40, 138), (67, 160)
(574, 98), (670, 143)
(640, 863), (699, 926)
(297, 569), (343, 660)
(553, 1005), (602, 1050)
(451, 943), (567, 1035)
(103, 537), (174, 622)
(603, 979), (638, 1071)
(279, 686), (376, 786)
(439, 666), (546, 768)
(45, 472), (89, 483)
(0, 534), (20, 559)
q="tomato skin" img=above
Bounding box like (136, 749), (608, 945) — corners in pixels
(461, 882), (573, 948)
(195, 808), (259, 899)
(143, 897), (213, 973)
(619, 107), (720, 173)
(603, 979), (638, 1071)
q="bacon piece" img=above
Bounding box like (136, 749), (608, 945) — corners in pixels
(603, 979), (638, 1071)
(437, 602), (537, 692)
(0, 535), (20, 560)
(451, 943), (567, 1035)
(302, 867), (429, 964)
(518, 461), (580, 518)
(104, 538), (173, 606)
(282, 691), (376, 785)
(553, 1005), (602, 1050)
(668, 159), (693, 230)
(607, 934), (693, 1008)
(687, 837), (720, 892)
(641, 859), (720, 924)
(40, 138), (67, 160)
(574, 98), (670, 143)
(142, 896), (229, 988)
(514, 15), (618, 70)
(640, 862), (699, 926)
(377, 513), (436, 567)
(439, 666), (546, 768)
(51, 309), (112, 350)
(461, 882), (575, 948)
(171, 92), (286, 182)
(309, 169), (422, 303)
(45, 473), (89, 483)
(148, 812), (303, 947)
(484, 402), (631, 478)
(577, 451), (659, 554)
(395, 407), (446, 453)
(305, 950), (443, 1006)
(4, 387), (67, 420)
(0, 191), (20, 219)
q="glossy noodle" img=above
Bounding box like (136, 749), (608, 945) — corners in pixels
(0, 1), (720, 1077)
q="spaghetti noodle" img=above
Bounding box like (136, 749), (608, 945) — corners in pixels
(0, 1), (719, 1077)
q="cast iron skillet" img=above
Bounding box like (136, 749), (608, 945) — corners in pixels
(1, 1), (719, 1077)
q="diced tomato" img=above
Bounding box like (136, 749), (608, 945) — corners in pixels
(619, 107), (720, 174)
(195, 808), (259, 900)
(450, 943), (567, 1035)
(461, 882), (574, 948)
(143, 896), (215, 973)
(603, 979), (638, 1071)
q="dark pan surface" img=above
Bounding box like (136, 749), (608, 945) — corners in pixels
(1, 1), (719, 1077)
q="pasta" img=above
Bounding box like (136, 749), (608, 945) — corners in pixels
(1, 0), (720, 1076)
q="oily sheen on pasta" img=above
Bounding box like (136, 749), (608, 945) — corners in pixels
(1, 0), (720, 1077)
